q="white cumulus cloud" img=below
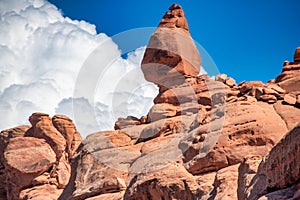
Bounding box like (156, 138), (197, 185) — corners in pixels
(0, 0), (158, 137)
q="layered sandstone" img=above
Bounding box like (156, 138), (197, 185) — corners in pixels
(0, 114), (81, 199)
(239, 124), (300, 200)
(0, 4), (299, 200)
(141, 4), (201, 87)
(294, 47), (300, 62)
(275, 49), (300, 94)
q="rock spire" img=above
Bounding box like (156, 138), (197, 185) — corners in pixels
(141, 4), (201, 87)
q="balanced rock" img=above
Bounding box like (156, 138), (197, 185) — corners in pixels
(141, 4), (201, 87)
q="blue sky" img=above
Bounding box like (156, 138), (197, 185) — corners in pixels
(48, 0), (300, 83)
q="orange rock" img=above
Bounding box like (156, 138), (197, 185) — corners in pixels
(266, 83), (286, 94)
(114, 116), (141, 130)
(27, 112), (66, 159)
(249, 87), (263, 99)
(225, 77), (236, 87)
(0, 113), (82, 199)
(283, 93), (296, 105)
(19, 184), (64, 200)
(0, 125), (30, 199)
(213, 164), (239, 199)
(184, 102), (288, 175)
(160, 4), (187, 30)
(85, 192), (125, 200)
(275, 50), (300, 93)
(124, 164), (203, 199)
(215, 74), (227, 83)
(62, 143), (143, 200)
(260, 94), (277, 103)
(1, 5), (300, 200)
(147, 103), (177, 122)
(52, 114), (82, 158)
(4, 137), (56, 199)
(243, 124), (300, 199)
(83, 130), (132, 151)
(238, 155), (262, 200)
(273, 101), (300, 130)
(294, 47), (300, 62)
(239, 81), (264, 94)
(141, 4), (200, 87)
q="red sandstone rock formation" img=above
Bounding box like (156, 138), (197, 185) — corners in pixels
(0, 114), (81, 199)
(0, 4), (299, 200)
(141, 4), (201, 88)
(294, 47), (300, 62)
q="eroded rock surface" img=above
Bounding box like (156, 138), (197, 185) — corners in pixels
(0, 4), (299, 200)
(240, 124), (300, 200)
(0, 114), (81, 199)
(141, 4), (201, 87)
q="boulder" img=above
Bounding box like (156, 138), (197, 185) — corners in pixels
(249, 87), (263, 99)
(27, 112), (66, 159)
(124, 164), (203, 199)
(266, 84), (286, 94)
(147, 103), (177, 122)
(225, 77), (236, 87)
(240, 81), (264, 94)
(1, 4), (300, 200)
(260, 94), (277, 103)
(114, 116), (141, 130)
(19, 185), (64, 200)
(0, 113), (82, 199)
(52, 114), (82, 158)
(4, 137), (56, 199)
(215, 74), (227, 83)
(83, 130), (132, 152)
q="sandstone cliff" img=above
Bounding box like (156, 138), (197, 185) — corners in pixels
(0, 4), (299, 200)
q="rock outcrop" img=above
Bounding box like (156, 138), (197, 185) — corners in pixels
(294, 47), (300, 63)
(239, 124), (300, 200)
(275, 49), (300, 94)
(0, 114), (81, 199)
(0, 4), (299, 200)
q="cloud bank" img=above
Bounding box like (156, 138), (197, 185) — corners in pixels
(0, 0), (158, 137)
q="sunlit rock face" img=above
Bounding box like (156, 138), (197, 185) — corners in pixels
(0, 4), (300, 200)
(141, 4), (201, 88)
